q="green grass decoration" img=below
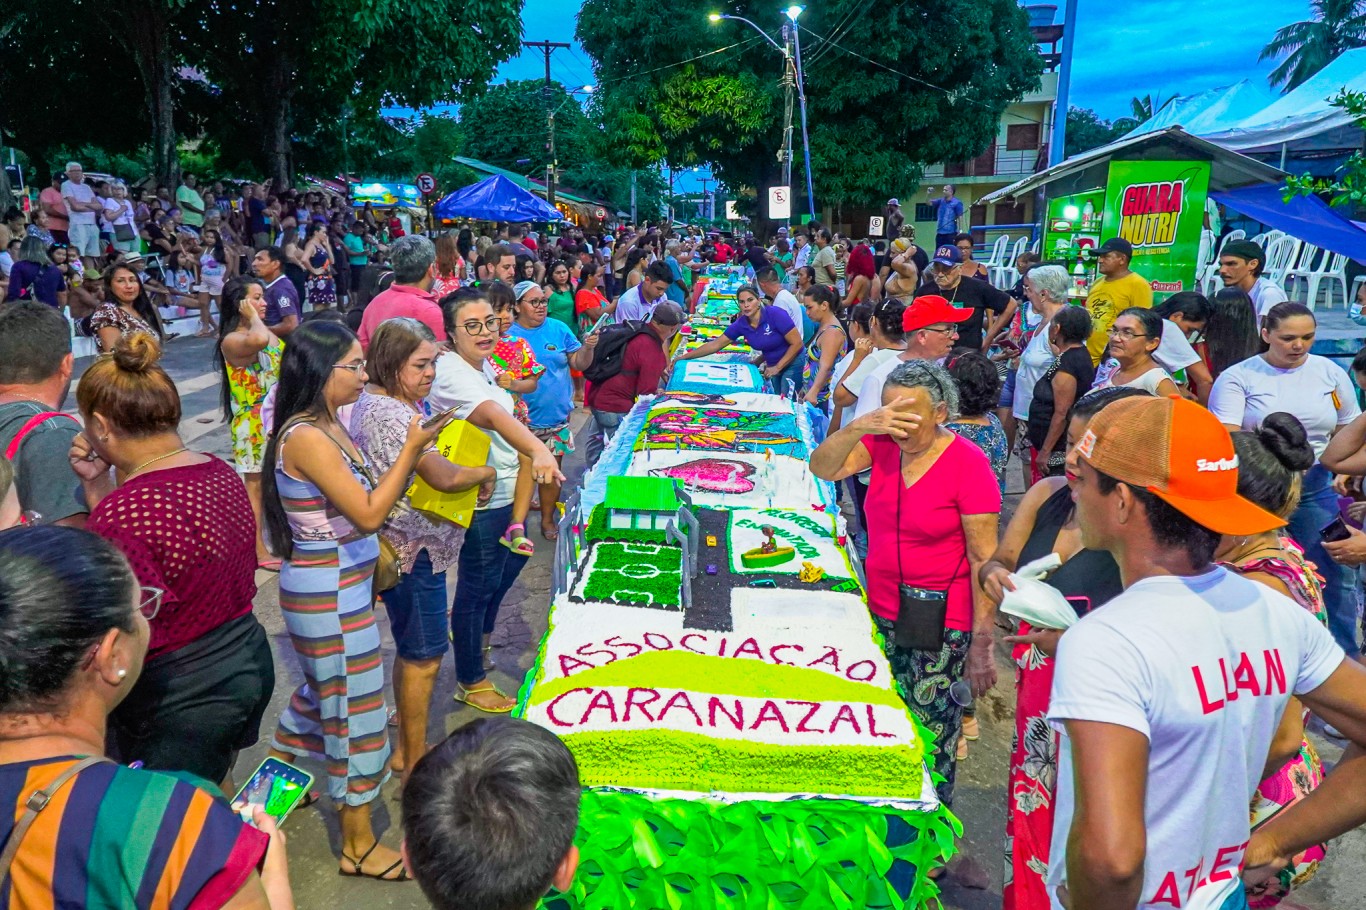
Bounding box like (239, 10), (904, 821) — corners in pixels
(581, 541), (683, 607)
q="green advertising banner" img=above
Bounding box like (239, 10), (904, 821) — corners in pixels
(1102, 160), (1210, 297)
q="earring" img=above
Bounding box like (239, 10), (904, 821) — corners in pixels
(101, 434), (110, 442)
(116, 669), (127, 679)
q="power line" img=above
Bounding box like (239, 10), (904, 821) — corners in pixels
(593, 35), (764, 85)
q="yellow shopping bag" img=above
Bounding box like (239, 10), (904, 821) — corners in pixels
(405, 419), (491, 527)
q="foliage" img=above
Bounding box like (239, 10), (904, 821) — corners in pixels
(1128, 93), (1171, 125)
(1064, 107), (1131, 158)
(576, 0), (1042, 221)
(1260, 0), (1366, 91)
(458, 80), (592, 173)
(1285, 88), (1366, 211)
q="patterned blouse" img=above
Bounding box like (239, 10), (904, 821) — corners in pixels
(89, 303), (158, 353)
(948, 414), (1009, 494)
(487, 334), (544, 426)
(225, 334), (284, 473)
(349, 392), (466, 573)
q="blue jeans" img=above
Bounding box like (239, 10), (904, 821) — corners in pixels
(775, 359), (805, 399)
(585, 408), (625, 471)
(1288, 464), (1359, 653)
(379, 549), (449, 662)
(451, 505), (529, 686)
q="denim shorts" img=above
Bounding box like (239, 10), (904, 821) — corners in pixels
(380, 549), (451, 661)
(997, 367), (1017, 409)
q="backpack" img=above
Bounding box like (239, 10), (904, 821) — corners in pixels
(582, 320), (655, 384)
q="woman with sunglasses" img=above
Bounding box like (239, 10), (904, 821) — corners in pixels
(69, 335), (274, 796)
(0, 526), (293, 910)
(260, 320), (446, 881)
(430, 289), (563, 712)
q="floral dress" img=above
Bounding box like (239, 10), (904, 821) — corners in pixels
(1224, 541), (1329, 908)
(226, 335), (284, 473)
(487, 334), (544, 427)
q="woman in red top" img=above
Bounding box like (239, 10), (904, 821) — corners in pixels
(71, 334), (274, 791)
(574, 261), (610, 337)
(811, 358), (1000, 809)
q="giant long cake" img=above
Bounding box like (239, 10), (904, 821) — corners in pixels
(524, 343), (959, 910)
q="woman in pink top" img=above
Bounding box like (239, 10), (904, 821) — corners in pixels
(811, 358), (1000, 810)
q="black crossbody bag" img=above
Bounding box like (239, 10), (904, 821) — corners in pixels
(891, 461), (964, 651)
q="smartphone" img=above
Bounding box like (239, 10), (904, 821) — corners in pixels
(1321, 514), (1352, 543)
(421, 405), (459, 430)
(232, 757), (313, 825)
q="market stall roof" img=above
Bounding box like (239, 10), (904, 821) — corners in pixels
(1212, 184), (1366, 263)
(432, 174), (562, 222)
(1123, 80), (1276, 140)
(454, 156), (604, 208)
(1202, 48), (1366, 152)
(980, 127), (1285, 204)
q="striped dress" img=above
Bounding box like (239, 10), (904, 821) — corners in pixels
(0, 756), (267, 909)
(269, 422), (390, 806)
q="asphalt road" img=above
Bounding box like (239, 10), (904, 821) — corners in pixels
(87, 334), (1364, 909)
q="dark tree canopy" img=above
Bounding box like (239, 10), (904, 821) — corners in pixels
(577, 0), (1042, 215)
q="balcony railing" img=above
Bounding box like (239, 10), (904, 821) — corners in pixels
(925, 144), (1049, 180)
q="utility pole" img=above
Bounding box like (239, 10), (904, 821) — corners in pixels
(699, 175), (712, 222)
(790, 22), (816, 220)
(523, 40), (572, 224)
(779, 25), (796, 209)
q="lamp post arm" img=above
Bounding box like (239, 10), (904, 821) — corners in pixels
(718, 14), (785, 53)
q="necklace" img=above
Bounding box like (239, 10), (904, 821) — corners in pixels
(0, 393), (51, 410)
(125, 447), (188, 480)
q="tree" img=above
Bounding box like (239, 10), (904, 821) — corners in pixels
(1260, 0), (1366, 91)
(1064, 107), (1129, 158)
(1128, 93), (1172, 125)
(1286, 88), (1366, 213)
(577, 0), (1041, 232)
(457, 80), (593, 174)
(186, 0), (525, 186)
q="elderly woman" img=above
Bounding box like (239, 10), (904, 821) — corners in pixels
(811, 360), (1000, 809)
(508, 281), (596, 540)
(0, 525), (292, 909)
(71, 334), (274, 791)
(1025, 305), (1095, 478)
(1011, 264), (1071, 484)
(1091, 307), (1179, 396)
(350, 318), (494, 769)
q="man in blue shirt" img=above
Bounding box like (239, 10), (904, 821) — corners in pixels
(929, 184), (965, 250)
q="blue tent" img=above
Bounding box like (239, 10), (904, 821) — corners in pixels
(432, 174), (563, 222)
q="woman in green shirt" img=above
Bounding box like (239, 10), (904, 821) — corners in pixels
(544, 259), (577, 337)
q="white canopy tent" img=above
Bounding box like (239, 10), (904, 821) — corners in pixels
(1124, 80), (1276, 141)
(1200, 48), (1366, 154)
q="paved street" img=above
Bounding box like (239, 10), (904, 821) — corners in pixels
(94, 335), (1364, 910)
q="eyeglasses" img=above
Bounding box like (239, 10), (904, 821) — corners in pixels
(920, 325), (958, 336)
(461, 317), (502, 336)
(139, 586), (165, 621)
(519, 297), (548, 307)
(1108, 328), (1149, 340)
(333, 360), (367, 375)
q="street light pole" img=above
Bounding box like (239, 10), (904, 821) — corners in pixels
(787, 7), (817, 221)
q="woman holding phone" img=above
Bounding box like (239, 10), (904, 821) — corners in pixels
(261, 320), (448, 882)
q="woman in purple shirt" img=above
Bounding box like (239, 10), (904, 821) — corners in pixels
(677, 284), (803, 385)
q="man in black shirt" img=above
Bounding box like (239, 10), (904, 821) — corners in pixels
(928, 244), (1014, 351)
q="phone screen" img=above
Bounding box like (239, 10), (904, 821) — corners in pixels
(232, 758), (312, 824)
(422, 405), (458, 430)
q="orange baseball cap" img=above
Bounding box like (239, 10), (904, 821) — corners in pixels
(1075, 395), (1286, 535)
(902, 295), (973, 333)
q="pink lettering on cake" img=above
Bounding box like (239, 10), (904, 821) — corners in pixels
(790, 700), (822, 733)
(624, 687), (661, 722)
(750, 699), (791, 732)
(658, 691), (704, 726)
(552, 635), (882, 686)
(709, 696), (745, 730)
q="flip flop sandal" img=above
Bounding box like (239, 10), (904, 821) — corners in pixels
(339, 841), (410, 882)
(498, 523), (535, 557)
(454, 682), (516, 714)
(257, 557), (283, 572)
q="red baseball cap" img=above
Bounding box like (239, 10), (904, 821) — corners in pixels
(1076, 395), (1285, 535)
(902, 295), (973, 333)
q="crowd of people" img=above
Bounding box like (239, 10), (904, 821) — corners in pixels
(5, 162), (1366, 910)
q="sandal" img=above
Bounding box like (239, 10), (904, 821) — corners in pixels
(499, 523), (535, 557)
(257, 557), (283, 572)
(454, 682), (516, 713)
(339, 841), (409, 882)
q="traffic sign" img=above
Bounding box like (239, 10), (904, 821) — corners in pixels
(594, 207), (607, 220)
(415, 173), (436, 195)
(768, 185), (790, 220)
(869, 216), (885, 237)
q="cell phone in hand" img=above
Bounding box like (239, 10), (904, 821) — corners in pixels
(232, 757), (313, 825)
(1321, 514), (1352, 543)
(421, 405), (459, 430)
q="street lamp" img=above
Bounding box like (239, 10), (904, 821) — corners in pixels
(709, 9), (816, 221)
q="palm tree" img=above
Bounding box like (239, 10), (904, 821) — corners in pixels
(1128, 93), (1172, 125)
(1260, 0), (1366, 91)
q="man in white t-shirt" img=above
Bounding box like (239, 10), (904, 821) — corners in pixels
(756, 268), (803, 329)
(853, 295), (970, 421)
(1047, 395), (1366, 910)
(61, 162), (104, 265)
(1219, 239), (1287, 318)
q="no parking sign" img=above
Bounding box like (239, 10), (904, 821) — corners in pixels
(415, 173), (436, 195)
(768, 186), (790, 220)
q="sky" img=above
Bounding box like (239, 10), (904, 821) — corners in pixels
(480, 0), (1316, 193)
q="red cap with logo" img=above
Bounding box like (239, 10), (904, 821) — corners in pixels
(902, 295), (973, 334)
(1075, 395), (1286, 535)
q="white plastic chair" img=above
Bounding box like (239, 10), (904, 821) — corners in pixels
(1281, 241), (1321, 300)
(1030, 237), (1041, 255)
(1000, 236), (1029, 288)
(1305, 251), (1349, 310)
(985, 235), (1010, 286)
(1265, 237), (1301, 288)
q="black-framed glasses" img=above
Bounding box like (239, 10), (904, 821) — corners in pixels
(921, 325), (958, 336)
(333, 360), (367, 375)
(461, 317), (501, 336)
(519, 296), (548, 307)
